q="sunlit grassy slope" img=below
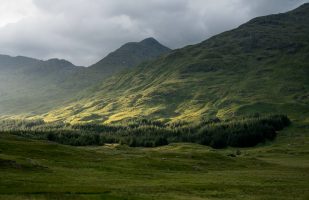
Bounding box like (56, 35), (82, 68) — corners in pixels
(44, 4), (309, 124)
(0, 122), (308, 200)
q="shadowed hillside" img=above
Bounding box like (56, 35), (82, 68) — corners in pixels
(0, 38), (170, 115)
(0, 56), (83, 114)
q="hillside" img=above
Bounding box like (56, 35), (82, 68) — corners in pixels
(0, 55), (84, 114)
(44, 4), (309, 124)
(0, 38), (170, 115)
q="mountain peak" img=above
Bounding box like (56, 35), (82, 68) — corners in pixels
(46, 58), (73, 65)
(89, 38), (171, 72)
(140, 37), (160, 45)
(45, 58), (78, 68)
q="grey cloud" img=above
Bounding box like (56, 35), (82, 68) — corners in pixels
(242, 0), (309, 15)
(0, 0), (307, 66)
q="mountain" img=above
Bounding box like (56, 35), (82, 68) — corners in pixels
(44, 4), (309, 124)
(0, 55), (84, 114)
(0, 38), (170, 115)
(89, 37), (171, 75)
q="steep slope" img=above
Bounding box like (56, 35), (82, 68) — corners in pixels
(44, 4), (309, 124)
(0, 38), (170, 115)
(89, 37), (171, 75)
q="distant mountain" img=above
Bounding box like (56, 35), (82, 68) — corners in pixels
(0, 55), (78, 69)
(44, 3), (309, 124)
(0, 38), (170, 115)
(0, 55), (83, 114)
(89, 37), (171, 74)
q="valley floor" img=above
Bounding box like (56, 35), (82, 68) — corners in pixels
(0, 123), (308, 200)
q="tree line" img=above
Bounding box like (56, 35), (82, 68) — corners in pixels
(0, 114), (290, 149)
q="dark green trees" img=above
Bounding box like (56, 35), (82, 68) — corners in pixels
(0, 114), (290, 149)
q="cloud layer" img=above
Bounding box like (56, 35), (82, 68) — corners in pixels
(0, 0), (307, 66)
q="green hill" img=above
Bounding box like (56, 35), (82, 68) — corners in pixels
(0, 38), (170, 115)
(44, 4), (309, 124)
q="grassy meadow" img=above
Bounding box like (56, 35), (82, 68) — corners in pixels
(0, 121), (308, 200)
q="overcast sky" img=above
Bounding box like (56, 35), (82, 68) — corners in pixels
(0, 0), (307, 66)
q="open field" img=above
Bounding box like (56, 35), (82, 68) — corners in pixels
(0, 122), (308, 200)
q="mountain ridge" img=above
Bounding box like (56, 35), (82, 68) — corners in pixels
(43, 3), (309, 124)
(0, 38), (170, 115)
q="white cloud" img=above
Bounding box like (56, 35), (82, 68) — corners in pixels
(0, 0), (37, 27)
(0, 0), (307, 66)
